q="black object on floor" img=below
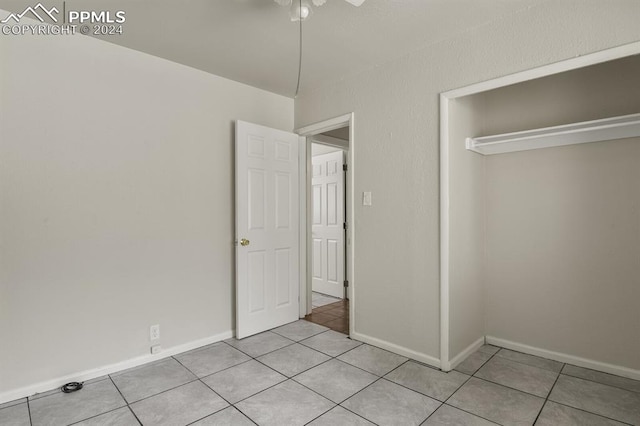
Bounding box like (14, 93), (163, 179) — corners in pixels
(61, 382), (83, 393)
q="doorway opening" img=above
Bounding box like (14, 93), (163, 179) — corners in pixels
(306, 135), (348, 333)
(296, 114), (354, 336)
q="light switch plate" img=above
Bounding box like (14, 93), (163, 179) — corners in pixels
(363, 191), (372, 206)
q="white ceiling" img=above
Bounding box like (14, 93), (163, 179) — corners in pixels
(1, 0), (545, 97)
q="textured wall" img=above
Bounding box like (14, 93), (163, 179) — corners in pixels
(448, 96), (486, 359)
(294, 0), (640, 361)
(0, 21), (293, 396)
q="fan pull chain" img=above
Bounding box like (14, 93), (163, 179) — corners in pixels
(294, 0), (302, 97)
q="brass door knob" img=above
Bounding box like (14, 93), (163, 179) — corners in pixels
(240, 238), (250, 246)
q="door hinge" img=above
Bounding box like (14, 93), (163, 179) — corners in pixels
(343, 164), (348, 172)
(343, 222), (348, 230)
(344, 280), (349, 288)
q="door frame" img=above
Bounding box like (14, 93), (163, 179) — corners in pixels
(295, 113), (355, 336)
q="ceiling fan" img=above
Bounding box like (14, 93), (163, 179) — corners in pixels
(274, 0), (366, 21)
(275, 0), (366, 97)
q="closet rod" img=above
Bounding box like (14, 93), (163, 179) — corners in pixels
(466, 112), (640, 155)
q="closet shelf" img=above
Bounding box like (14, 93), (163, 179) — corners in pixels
(466, 113), (640, 155)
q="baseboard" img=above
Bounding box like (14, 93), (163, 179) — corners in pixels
(350, 331), (441, 369)
(0, 330), (234, 405)
(447, 336), (485, 371)
(486, 336), (640, 381)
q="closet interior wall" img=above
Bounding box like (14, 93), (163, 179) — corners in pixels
(447, 95), (487, 360)
(449, 55), (640, 372)
(482, 55), (640, 371)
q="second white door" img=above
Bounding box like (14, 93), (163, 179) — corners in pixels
(311, 150), (345, 299)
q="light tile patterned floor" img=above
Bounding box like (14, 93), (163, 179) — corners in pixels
(312, 292), (342, 308)
(1, 323), (639, 425)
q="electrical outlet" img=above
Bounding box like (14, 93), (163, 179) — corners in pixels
(150, 345), (161, 355)
(150, 324), (160, 341)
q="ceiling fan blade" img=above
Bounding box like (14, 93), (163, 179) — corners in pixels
(343, 0), (366, 6)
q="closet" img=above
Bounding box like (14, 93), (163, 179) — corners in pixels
(443, 54), (640, 378)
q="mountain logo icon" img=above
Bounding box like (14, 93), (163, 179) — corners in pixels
(1, 3), (59, 23)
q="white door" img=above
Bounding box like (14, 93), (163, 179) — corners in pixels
(311, 151), (345, 299)
(235, 120), (299, 339)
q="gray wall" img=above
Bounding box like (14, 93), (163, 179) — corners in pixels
(448, 96), (486, 359)
(312, 143), (344, 156)
(0, 23), (293, 396)
(295, 0), (640, 363)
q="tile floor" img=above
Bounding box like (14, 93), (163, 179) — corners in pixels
(1, 321), (639, 425)
(311, 292), (342, 308)
(305, 293), (349, 334)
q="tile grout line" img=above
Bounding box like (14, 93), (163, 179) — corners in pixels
(469, 375), (553, 400)
(182, 404), (237, 426)
(27, 375), (117, 404)
(26, 395), (33, 426)
(337, 375), (387, 423)
(455, 349), (496, 376)
(445, 347), (638, 426)
(118, 353), (246, 426)
(203, 353), (299, 407)
(169, 354), (259, 425)
(383, 360), (479, 405)
(480, 347), (640, 398)
(66, 405), (128, 426)
(269, 323), (332, 340)
(194, 357), (255, 382)
(329, 360), (413, 425)
(333, 405), (382, 426)
(108, 375), (143, 425)
(289, 348), (378, 404)
(303, 402), (377, 426)
(559, 371), (640, 395)
(472, 350), (561, 399)
(116, 375), (202, 406)
(229, 404), (260, 426)
(532, 366), (565, 425)
(377, 360), (453, 424)
(435, 351), (506, 425)
(189, 379), (260, 426)
(542, 375), (636, 426)
(404, 354), (480, 423)
(493, 349), (564, 374)
(221, 334), (297, 358)
(227, 334), (403, 425)
(253, 352), (333, 380)
(548, 399), (635, 425)
(436, 403), (503, 425)
(296, 336), (363, 357)
(61, 380), (135, 426)
(334, 351), (406, 378)
(126, 406), (143, 426)
(185, 328), (350, 416)
(467, 347), (556, 399)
